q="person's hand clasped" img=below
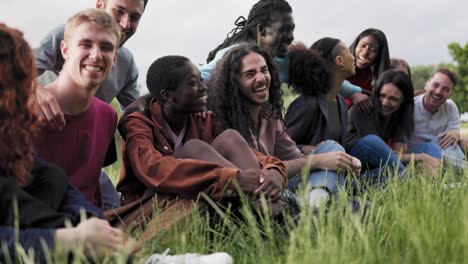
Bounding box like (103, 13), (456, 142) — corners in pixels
(236, 168), (266, 194)
(254, 168), (284, 201)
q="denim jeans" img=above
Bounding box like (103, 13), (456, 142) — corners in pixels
(409, 141), (442, 159)
(99, 171), (121, 210)
(288, 140), (346, 194)
(410, 137), (467, 172)
(348, 135), (406, 186)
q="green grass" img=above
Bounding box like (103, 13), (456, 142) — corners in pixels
(8, 165), (466, 263)
(132, 168), (467, 264)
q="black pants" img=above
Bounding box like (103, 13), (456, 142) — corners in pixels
(0, 159), (72, 229)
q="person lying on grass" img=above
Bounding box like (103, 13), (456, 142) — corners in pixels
(207, 43), (361, 207)
(114, 55), (288, 231)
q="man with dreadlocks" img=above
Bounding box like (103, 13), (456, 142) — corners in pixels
(208, 44), (361, 207)
(200, 0), (294, 82)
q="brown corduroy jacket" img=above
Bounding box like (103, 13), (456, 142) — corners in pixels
(116, 99), (287, 206)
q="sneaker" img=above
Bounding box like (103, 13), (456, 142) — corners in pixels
(307, 188), (330, 207)
(145, 249), (233, 264)
(443, 181), (466, 189)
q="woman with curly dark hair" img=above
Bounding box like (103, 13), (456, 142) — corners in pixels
(285, 39), (355, 147)
(208, 43), (360, 206)
(0, 23), (123, 263)
(283, 39), (361, 199)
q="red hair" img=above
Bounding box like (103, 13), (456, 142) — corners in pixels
(0, 23), (38, 187)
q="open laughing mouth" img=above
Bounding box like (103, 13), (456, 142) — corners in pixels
(279, 42), (290, 52)
(83, 65), (104, 72)
(253, 87), (268, 95)
(195, 95), (207, 102)
(428, 94), (443, 104)
(357, 55), (370, 64)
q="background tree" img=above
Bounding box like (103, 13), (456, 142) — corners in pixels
(447, 42), (468, 113)
(411, 65), (435, 91)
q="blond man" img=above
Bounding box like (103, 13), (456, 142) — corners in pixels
(35, 9), (120, 207)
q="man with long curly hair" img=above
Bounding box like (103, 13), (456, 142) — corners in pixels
(34, 9), (120, 207)
(208, 44), (361, 206)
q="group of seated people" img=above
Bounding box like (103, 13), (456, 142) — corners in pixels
(1, 0), (467, 262)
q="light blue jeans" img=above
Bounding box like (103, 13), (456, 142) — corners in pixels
(288, 140), (346, 194)
(410, 137), (467, 172)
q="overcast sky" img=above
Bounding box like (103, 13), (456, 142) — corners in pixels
(1, 0), (467, 89)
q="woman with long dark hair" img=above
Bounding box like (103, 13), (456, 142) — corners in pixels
(345, 28), (391, 106)
(347, 70), (439, 183)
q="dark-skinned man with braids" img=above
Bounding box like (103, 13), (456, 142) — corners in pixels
(200, 0), (294, 82)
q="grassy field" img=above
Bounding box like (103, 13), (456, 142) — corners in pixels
(13, 166), (466, 263)
(133, 168), (467, 264)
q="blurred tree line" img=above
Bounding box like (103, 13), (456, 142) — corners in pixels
(411, 42), (468, 113)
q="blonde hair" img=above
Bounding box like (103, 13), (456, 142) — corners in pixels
(64, 8), (121, 46)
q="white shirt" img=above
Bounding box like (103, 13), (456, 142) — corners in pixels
(408, 94), (460, 149)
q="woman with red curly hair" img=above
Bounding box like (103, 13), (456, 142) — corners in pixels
(0, 23), (123, 263)
(0, 24), (38, 188)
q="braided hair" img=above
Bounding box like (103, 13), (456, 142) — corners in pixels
(206, 0), (292, 63)
(207, 43), (283, 148)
